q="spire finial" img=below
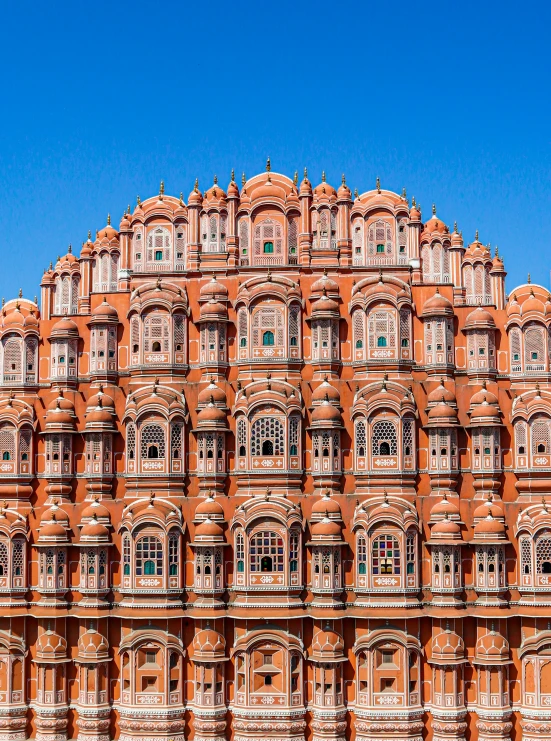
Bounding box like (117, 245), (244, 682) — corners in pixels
(322, 170), (326, 183)
(179, 192), (183, 206)
(293, 171), (298, 185)
(453, 221), (457, 233)
(159, 180), (164, 199)
(402, 187), (407, 200)
(68, 244), (72, 254)
(304, 167), (308, 180)
(213, 174), (218, 185)
(137, 195), (141, 206)
(18, 288), (22, 299)
(231, 168), (235, 182)
(242, 172), (246, 186)
(432, 203), (436, 216)
(88, 230), (91, 241)
(527, 272), (531, 284)
(266, 157), (271, 172)
(194, 178), (198, 192)
(495, 245), (499, 257)
(354, 188), (359, 199)
(475, 229), (479, 241)
(412, 195), (416, 208)
(376, 176), (381, 193)
(107, 213), (111, 226)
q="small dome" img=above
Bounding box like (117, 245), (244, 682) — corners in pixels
(311, 293), (339, 314)
(199, 300), (228, 319)
(312, 378), (340, 405)
(188, 182), (203, 206)
(85, 400), (114, 427)
(473, 496), (504, 521)
(81, 498), (111, 522)
(77, 629), (109, 662)
(409, 203), (421, 221)
(36, 630), (68, 662)
(195, 518), (224, 539)
(469, 382), (498, 408)
(428, 400), (458, 423)
(203, 179), (227, 204)
(337, 176), (351, 201)
(474, 512), (505, 537)
(44, 400), (75, 429)
(475, 631), (510, 663)
(197, 402), (227, 427)
(313, 175), (337, 199)
(193, 628), (226, 659)
(91, 299), (118, 321)
(470, 397), (501, 423)
(198, 381), (227, 406)
(523, 289), (545, 315)
(465, 306), (496, 328)
(431, 629), (465, 662)
(199, 275), (229, 301)
(311, 492), (342, 517)
(312, 626), (344, 659)
(430, 494), (460, 519)
(311, 397), (342, 425)
(427, 380), (457, 406)
(195, 494), (224, 521)
(311, 271), (339, 295)
(421, 289), (453, 316)
(86, 387), (115, 412)
(79, 515), (110, 543)
(311, 517), (342, 538)
(299, 173), (312, 196)
(39, 512), (68, 542)
(50, 317), (79, 338)
(431, 517), (461, 537)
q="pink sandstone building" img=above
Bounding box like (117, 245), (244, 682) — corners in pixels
(0, 163), (547, 741)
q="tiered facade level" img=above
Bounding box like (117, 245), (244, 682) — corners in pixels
(0, 164), (550, 741)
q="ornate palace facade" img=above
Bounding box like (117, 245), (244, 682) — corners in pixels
(0, 164), (548, 741)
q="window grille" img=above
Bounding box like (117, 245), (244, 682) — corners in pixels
(402, 418), (414, 457)
(531, 417), (551, 455)
(144, 315), (170, 353)
(399, 309), (410, 348)
(136, 536), (163, 576)
(357, 535), (367, 573)
(147, 227), (172, 264)
(355, 419), (367, 456)
(0, 542), (8, 577)
(288, 217), (298, 259)
(3, 337), (22, 380)
(406, 531), (416, 574)
(288, 305), (300, 348)
(371, 420), (398, 456)
(289, 416), (299, 454)
(238, 308), (248, 348)
(535, 533), (551, 574)
(0, 424), (15, 460)
(250, 531), (284, 572)
(520, 537), (532, 576)
(126, 423), (136, 461)
(174, 315), (185, 350)
(372, 534), (400, 575)
(140, 424), (166, 459)
(170, 423), (182, 459)
(13, 539), (23, 577)
(237, 418), (247, 456)
(168, 534), (179, 575)
(251, 417), (284, 456)
(353, 311), (365, 351)
(368, 310), (396, 349)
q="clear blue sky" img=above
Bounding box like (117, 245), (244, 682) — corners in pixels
(0, 0), (549, 301)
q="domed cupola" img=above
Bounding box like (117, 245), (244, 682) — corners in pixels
(191, 496), (227, 605)
(308, 493), (345, 605)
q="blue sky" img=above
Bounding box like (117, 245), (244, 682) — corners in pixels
(0, 0), (549, 300)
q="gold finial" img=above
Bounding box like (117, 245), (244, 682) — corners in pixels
(304, 167), (308, 180)
(402, 187), (407, 199)
(266, 157), (271, 172)
(68, 244), (72, 254)
(322, 170), (326, 182)
(376, 176), (381, 193)
(291, 170), (297, 186)
(495, 245), (499, 257)
(88, 230), (91, 241)
(179, 192), (183, 206)
(34, 296), (37, 305)
(242, 172), (246, 186)
(528, 273), (531, 284)
(127, 204), (131, 214)
(412, 196), (416, 207)
(342, 173), (346, 185)
(213, 174), (218, 185)
(137, 195), (141, 206)
(159, 180), (164, 199)
(453, 221), (457, 233)
(49, 261), (53, 271)
(18, 288), (22, 299)
(105, 213), (111, 226)
(432, 203), (436, 216)
(231, 168), (235, 182)
(354, 188), (359, 199)
(475, 229), (479, 241)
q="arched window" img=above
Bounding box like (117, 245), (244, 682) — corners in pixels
(288, 217), (298, 260)
(355, 419), (367, 458)
(368, 310), (396, 353)
(371, 420), (398, 456)
(531, 417), (551, 456)
(250, 531), (284, 573)
(525, 323), (546, 370)
(238, 307), (248, 350)
(288, 304), (300, 350)
(262, 330), (275, 346)
(253, 218), (284, 264)
(251, 417), (284, 457)
(353, 311), (365, 354)
(147, 227), (172, 266)
(237, 418), (247, 458)
(136, 536), (163, 576)
(0, 424), (15, 463)
(239, 219), (249, 263)
(372, 533), (400, 575)
(143, 315), (170, 355)
(357, 534), (367, 575)
(367, 219), (393, 262)
(140, 424), (166, 460)
(353, 219), (364, 265)
(2, 336), (22, 383)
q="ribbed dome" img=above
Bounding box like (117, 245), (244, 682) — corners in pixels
(311, 397), (342, 425)
(198, 381), (227, 406)
(427, 380), (456, 406)
(474, 513), (505, 536)
(311, 492), (342, 517)
(312, 378), (340, 405)
(193, 628), (226, 659)
(194, 494), (224, 520)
